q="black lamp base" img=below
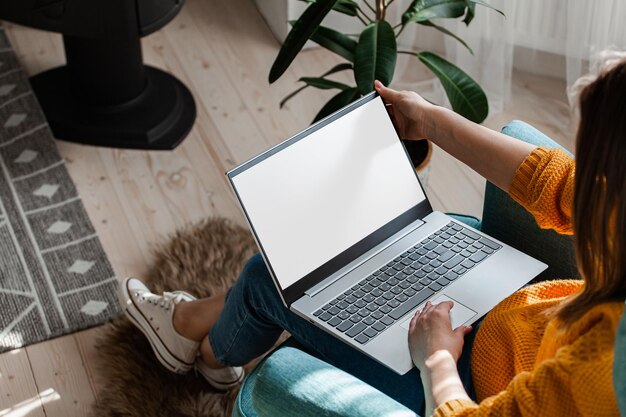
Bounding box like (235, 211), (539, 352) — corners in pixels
(30, 65), (196, 150)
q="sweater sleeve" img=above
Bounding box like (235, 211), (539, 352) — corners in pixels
(432, 359), (573, 417)
(508, 147), (575, 235)
(432, 303), (623, 417)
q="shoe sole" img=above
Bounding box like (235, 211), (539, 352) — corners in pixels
(195, 365), (245, 391)
(119, 278), (193, 374)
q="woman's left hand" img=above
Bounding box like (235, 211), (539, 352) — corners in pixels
(408, 301), (473, 371)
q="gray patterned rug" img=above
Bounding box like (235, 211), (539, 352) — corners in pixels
(0, 27), (120, 352)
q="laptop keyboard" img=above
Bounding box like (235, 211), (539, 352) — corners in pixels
(313, 222), (502, 345)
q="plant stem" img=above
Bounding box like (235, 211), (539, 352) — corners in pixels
(376, 0), (385, 20)
(396, 23), (407, 37)
(356, 10), (370, 25)
(363, 0), (377, 15)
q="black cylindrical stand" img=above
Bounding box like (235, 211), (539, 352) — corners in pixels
(29, 31), (196, 150)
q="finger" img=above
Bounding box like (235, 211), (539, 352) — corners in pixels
(374, 80), (402, 102)
(422, 301), (434, 315)
(437, 301), (454, 313)
(453, 325), (473, 337)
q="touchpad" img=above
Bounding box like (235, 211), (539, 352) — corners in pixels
(400, 295), (477, 330)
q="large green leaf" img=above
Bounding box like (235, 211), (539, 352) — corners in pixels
(354, 21), (397, 95)
(280, 63), (353, 108)
(402, 0), (466, 25)
(463, 1), (505, 25)
(299, 0), (359, 16)
(417, 52), (488, 122)
(299, 77), (351, 90)
(313, 88), (361, 123)
(419, 20), (473, 54)
(311, 26), (358, 62)
(269, 0), (339, 83)
(462, 1), (476, 24)
(469, 0), (504, 17)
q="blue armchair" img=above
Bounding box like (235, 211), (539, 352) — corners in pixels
(232, 121), (625, 417)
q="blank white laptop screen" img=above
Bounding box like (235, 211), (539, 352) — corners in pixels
(231, 97), (426, 290)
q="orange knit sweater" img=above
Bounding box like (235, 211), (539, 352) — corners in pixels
(434, 147), (624, 417)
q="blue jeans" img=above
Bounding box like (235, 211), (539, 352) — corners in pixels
(210, 121), (575, 416)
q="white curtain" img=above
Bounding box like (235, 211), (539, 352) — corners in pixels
(395, 0), (626, 117)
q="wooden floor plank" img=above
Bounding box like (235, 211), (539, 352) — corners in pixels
(26, 335), (95, 417)
(0, 349), (46, 417)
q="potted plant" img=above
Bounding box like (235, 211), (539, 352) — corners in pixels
(269, 0), (503, 171)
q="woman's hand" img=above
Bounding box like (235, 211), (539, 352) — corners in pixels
(374, 80), (435, 141)
(408, 301), (472, 371)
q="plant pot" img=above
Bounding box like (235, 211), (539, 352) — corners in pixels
(402, 138), (432, 172)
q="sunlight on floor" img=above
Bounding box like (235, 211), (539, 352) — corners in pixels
(0, 332), (24, 351)
(0, 389), (60, 417)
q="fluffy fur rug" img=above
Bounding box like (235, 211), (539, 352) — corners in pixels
(92, 218), (258, 417)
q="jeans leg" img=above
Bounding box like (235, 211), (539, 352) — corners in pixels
(210, 253), (478, 413)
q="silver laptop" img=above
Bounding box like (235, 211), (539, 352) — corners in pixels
(227, 92), (546, 375)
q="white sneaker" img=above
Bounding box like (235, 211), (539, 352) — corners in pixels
(195, 357), (245, 391)
(119, 277), (200, 374)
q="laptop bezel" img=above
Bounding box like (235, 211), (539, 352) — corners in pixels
(226, 92), (433, 307)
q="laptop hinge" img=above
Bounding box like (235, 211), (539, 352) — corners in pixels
(304, 219), (425, 298)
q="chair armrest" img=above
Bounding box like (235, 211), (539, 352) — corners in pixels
(250, 347), (418, 417)
(615, 306), (626, 417)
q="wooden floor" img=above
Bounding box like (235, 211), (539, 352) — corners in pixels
(0, 0), (573, 415)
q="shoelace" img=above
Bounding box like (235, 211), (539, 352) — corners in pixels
(138, 291), (187, 311)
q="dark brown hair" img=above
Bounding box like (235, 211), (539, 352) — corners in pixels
(556, 59), (626, 324)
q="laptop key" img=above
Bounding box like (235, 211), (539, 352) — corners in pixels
(436, 277), (450, 287)
(372, 311), (384, 319)
(396, 294), (409, 302)
(364, 327), (378, 338)
(479, 237), (501, 250)
(438, 250), (455, 263)
(444, 255), (464, 269)
(363, 317), (376, 326)
(337, 320), (353, 332)
(460, 228), (481, 240)
(387, 299), (401, 308)
(372, 322), (386, 332)
(313, 310), (323, 317)
(444, 271), (459, 281)
(346, 322), (367, 338)
(429, 282), (442, 292)
(461, 260), (475, 269)
(470, 251), (488, 263)
(380, 305), (392, 314)
(424, 241), (437, 250)
(328, 317), (342, 327)
(328, 306), (340, 315)
(453, 266), (467, 275)
(338, 311), (350, 320)
(381, 316), (395, 326)
(362, 284), (374, 293)
(404, 288), (417, 297)
(374, 297), (387, 306)
(320, 312), (333, 321)
(355, 334), (369, 344)
(389, 288), (435, 320)
(349, 314), (362, 323)
(355, 300), (366, 308)
(358, 309), (370, 317)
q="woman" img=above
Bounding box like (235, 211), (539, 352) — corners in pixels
(119, 58), (625, 415)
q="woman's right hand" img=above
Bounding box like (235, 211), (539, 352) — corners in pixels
(374, 80), (435, 141)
